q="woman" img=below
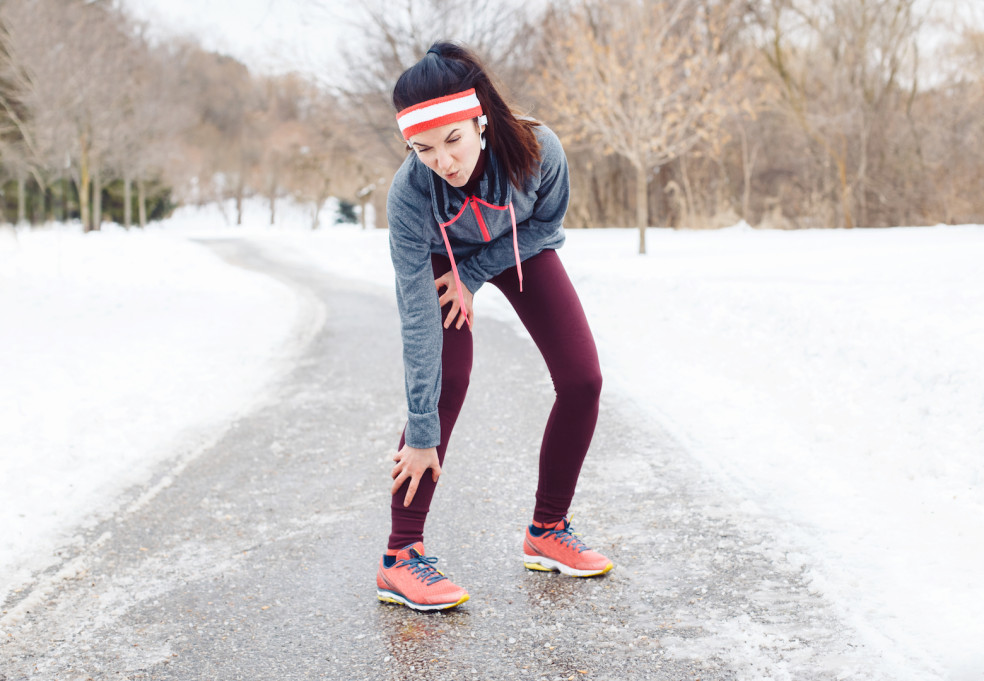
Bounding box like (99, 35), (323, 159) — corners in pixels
(376, 42), (612, 612)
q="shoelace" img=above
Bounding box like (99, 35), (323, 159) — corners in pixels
(542, 521), (588, 554)
(396, 552), (448, 585)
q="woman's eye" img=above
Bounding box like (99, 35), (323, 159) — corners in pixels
(448, 137), (460, 144)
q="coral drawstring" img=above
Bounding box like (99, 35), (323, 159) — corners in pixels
(436, 197), (524, 330)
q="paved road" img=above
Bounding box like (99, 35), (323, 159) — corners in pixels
(1, 238), (895, 680)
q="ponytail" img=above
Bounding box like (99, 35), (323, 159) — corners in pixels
(392, 42), (541, 191)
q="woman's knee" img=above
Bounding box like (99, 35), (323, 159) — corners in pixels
(555, 365), (602, 404)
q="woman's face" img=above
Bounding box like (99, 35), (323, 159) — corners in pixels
(409, 119), (484, 188)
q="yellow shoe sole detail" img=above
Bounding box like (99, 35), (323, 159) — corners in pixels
(376, 591), (470, 610)
(524, 561), (554, 572)
(524, 557), (614, 577)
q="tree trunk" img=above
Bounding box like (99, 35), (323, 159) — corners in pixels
(123, 174), (132, 229)
(680, 156), (695, 227)
(137, 179), (147, 228)
(312, 193), (328, 230)
(739, 123), (757, 222)
(372, 190), (387, 231)
(92, 166), (102, 231)
(77, 143), (91, 232)
(53, 180), (64, 222)
(269, 191), (276, 226)
(635, 162), (648, 255)
(33, 181), (46, 225)
(360, 198), (369, 230)
(857, 123), (870, 228)
(836, 153), (854, 229)
(17, 175), (26, 225)
(236, 180), (244, 226)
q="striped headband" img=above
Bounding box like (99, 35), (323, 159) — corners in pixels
(396, 88), (486, 146)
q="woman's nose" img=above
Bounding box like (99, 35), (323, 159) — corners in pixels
(436, 149), (453, 170)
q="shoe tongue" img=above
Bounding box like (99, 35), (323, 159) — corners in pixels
(398, 541), (426, 560)
(539, 519), (567, 531)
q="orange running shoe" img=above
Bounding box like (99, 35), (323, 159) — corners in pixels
(376, 542), (470, 611)
(523, 518), (613, 577)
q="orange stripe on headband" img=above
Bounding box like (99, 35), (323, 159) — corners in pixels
(396, 88), (484, 142)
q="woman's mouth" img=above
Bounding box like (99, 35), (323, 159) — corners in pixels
(445, 171), (460, 181)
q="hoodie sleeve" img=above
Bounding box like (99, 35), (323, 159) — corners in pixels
(455, 126), (569, 294)
(388, 169), (443, 449)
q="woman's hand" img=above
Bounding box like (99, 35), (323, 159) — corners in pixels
(391, 445), (442, 507)
(435, 272), (474, 330)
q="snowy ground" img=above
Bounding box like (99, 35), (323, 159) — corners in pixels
(0, 215), (305, 599)
(1, 200), (982, 680)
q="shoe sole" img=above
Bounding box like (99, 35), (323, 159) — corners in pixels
(376, 589), (470, 611)
(522, 554), (613, 577)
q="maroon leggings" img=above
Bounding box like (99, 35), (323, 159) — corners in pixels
(388, 249), (602, 550)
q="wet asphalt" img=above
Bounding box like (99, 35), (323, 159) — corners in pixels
(0, 238), (900, 681)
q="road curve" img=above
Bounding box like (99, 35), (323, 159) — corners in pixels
(0, 238), (900, 681)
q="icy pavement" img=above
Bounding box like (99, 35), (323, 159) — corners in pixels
(0, 238), (925, 680)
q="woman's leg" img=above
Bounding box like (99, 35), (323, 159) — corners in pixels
(489, 249), (602, 524)
(388, 254), (473, 550)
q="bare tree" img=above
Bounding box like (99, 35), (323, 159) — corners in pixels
(285, 86), (360, 229)
(757, 0), (923, 228)
(176, 47), (262, 224)
(249, 74), (308, 225)
(540, 0), (750, 253)
(104, 27), (176, 229)
(0, 0), (48, 225)
(911, 15), (984, 224)
(3, 0), (136, 230)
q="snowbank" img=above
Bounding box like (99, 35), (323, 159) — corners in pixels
(0, 220), (304, 602)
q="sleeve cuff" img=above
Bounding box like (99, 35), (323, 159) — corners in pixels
(456, 265), (485, 295)
(405, 409), (441, 449)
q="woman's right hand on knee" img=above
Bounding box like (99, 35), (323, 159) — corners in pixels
(391, 445), (441, 507)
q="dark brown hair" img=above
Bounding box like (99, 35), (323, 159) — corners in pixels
(393, 41), (541, 191)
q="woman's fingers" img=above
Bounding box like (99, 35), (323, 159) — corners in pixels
(403, 476), (419, 507)
(438, 281), (454, 307)
(404, 461), (441, 506)
(444, 299), (460, 328)
(390, 467), (407, 495)
(390, 446), (441, 506)
(454, 289), (473, 330)
(436, 273), (473, 330)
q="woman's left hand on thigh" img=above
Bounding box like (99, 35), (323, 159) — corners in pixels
(435, 271), (473, 330)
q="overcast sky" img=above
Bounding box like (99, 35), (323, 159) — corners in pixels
(120, 0), (981, 84)
(120, 0), (354, 76)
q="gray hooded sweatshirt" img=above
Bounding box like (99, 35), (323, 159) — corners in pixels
(388, 123), (570, 448)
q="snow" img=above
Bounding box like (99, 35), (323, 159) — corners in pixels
(2, 202), (982, 680)
(0, 217), (304, 600)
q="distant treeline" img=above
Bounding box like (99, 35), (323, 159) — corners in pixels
(2, 0), (982, 241)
